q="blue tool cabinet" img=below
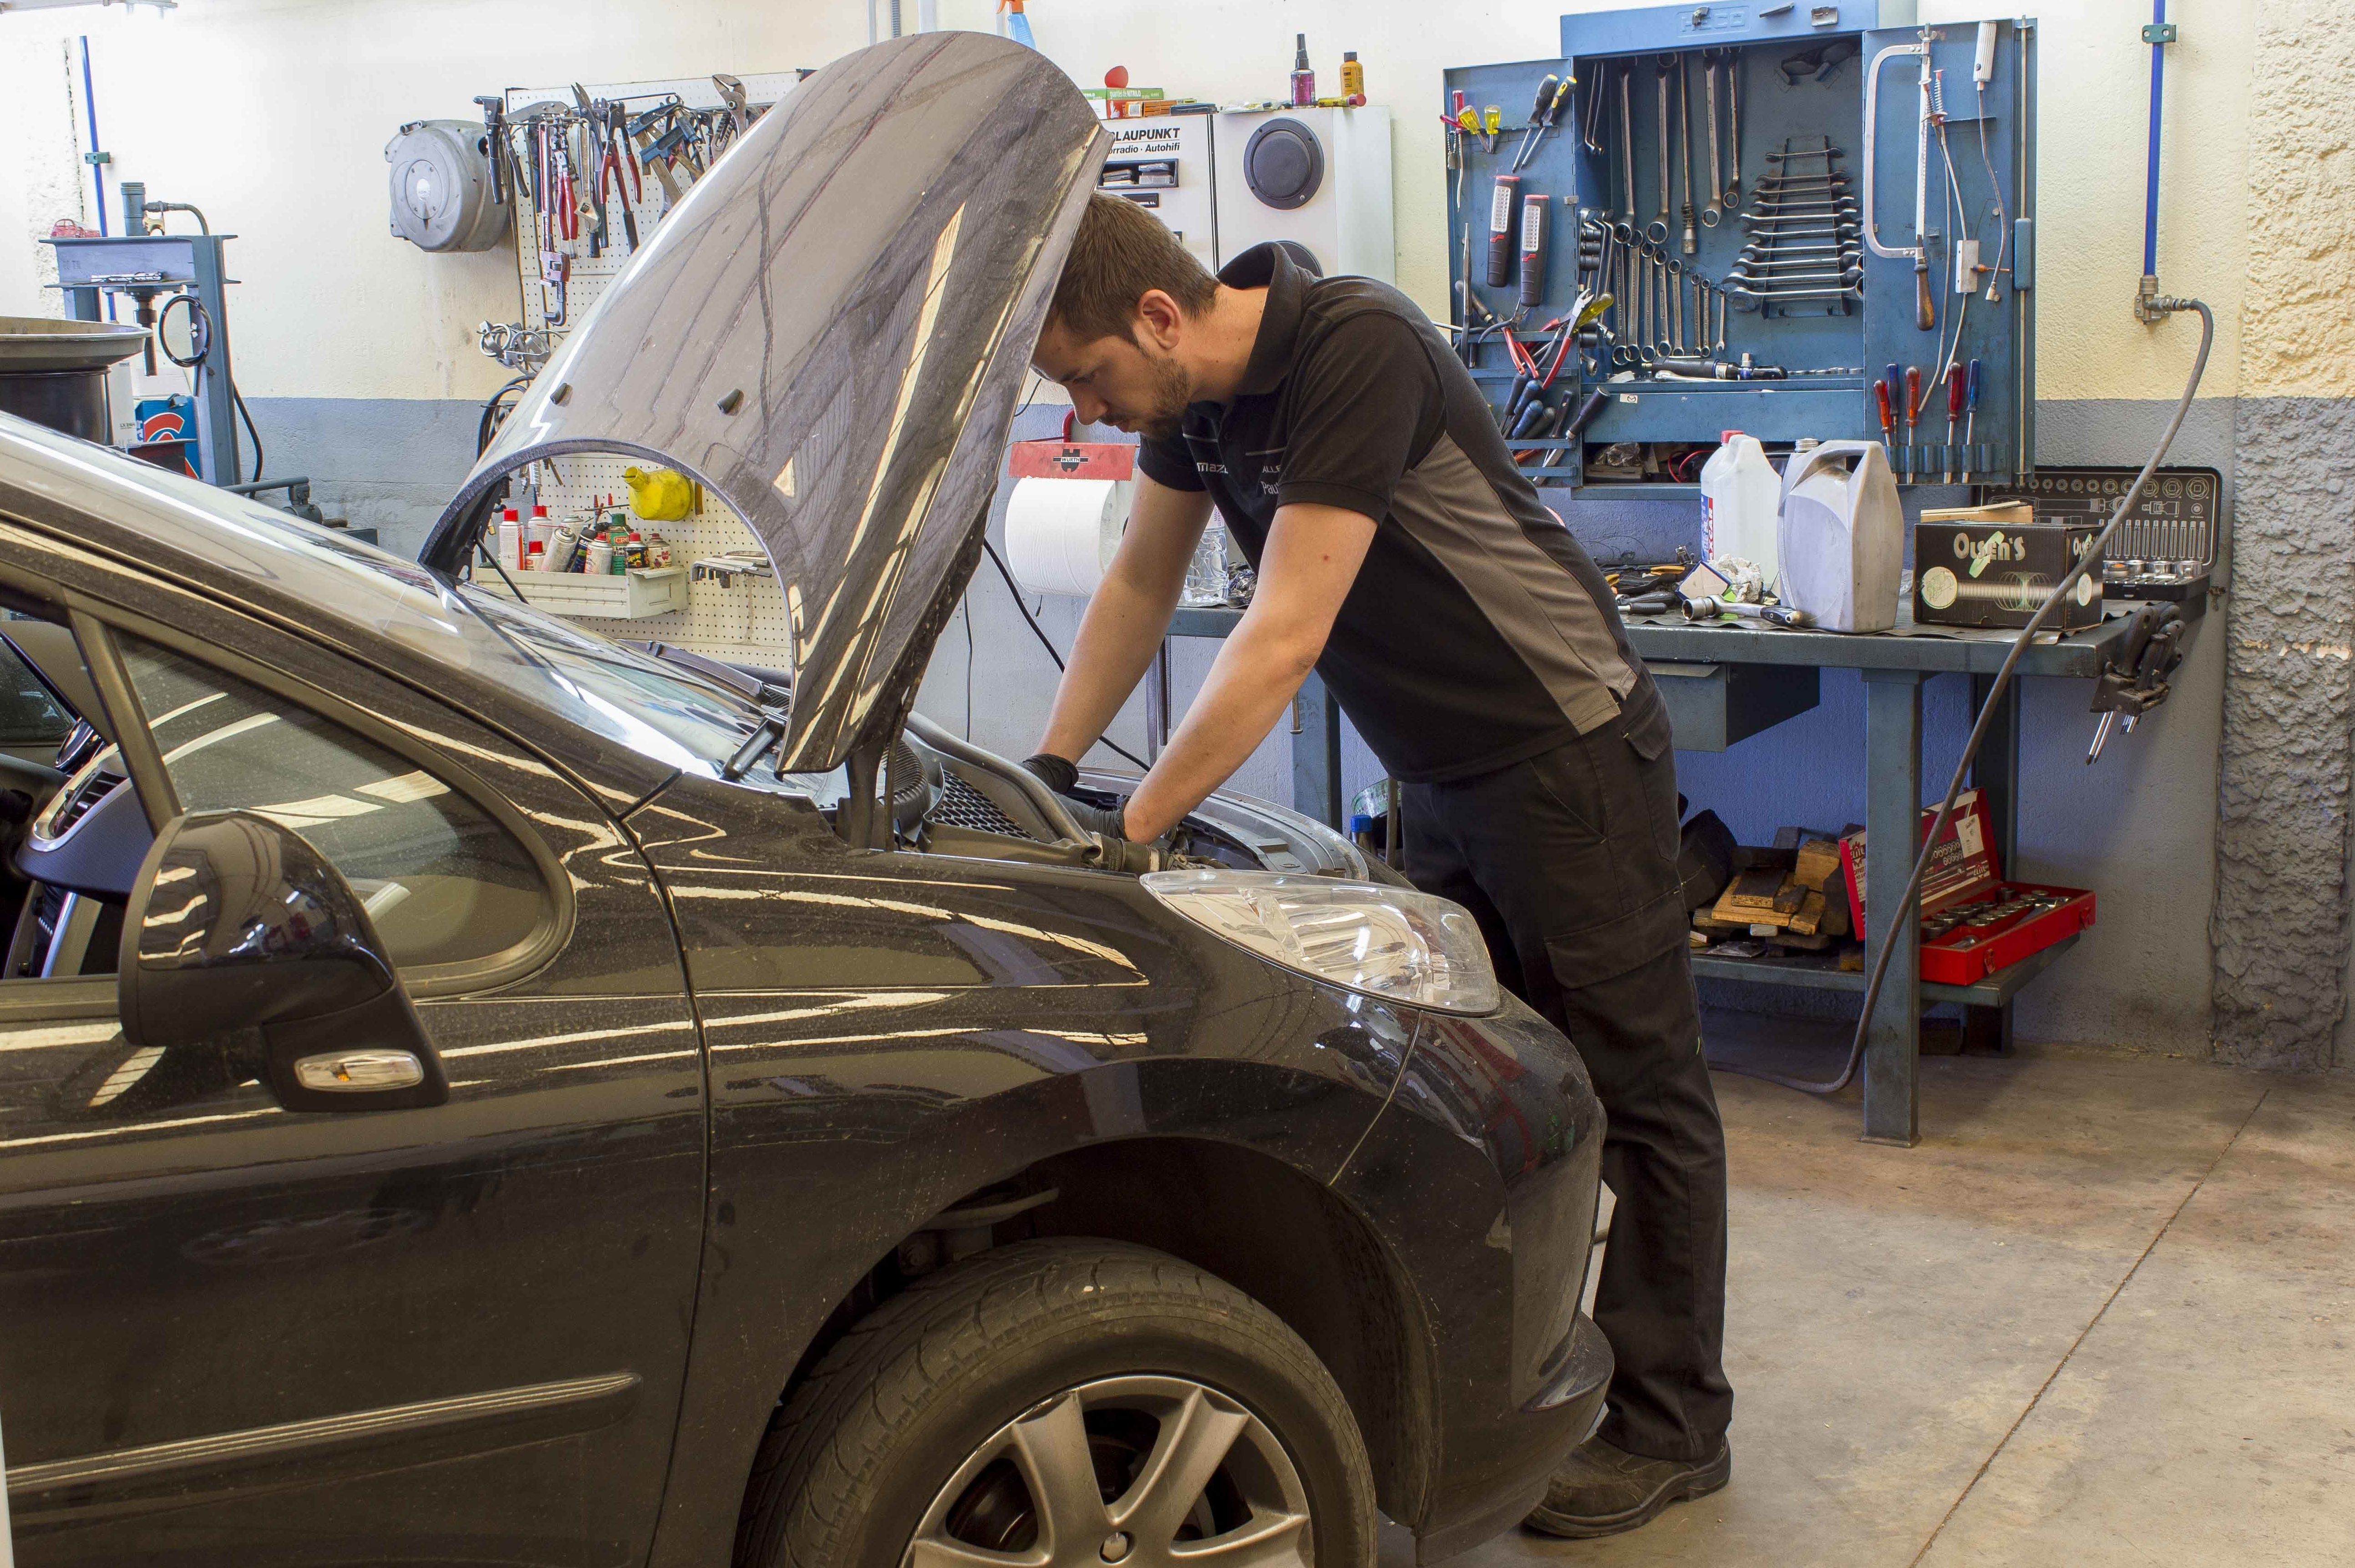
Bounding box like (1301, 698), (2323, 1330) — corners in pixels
(1444, 3), (2036, 490)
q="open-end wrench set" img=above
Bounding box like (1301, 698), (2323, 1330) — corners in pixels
(1446, 4), (2035, 491)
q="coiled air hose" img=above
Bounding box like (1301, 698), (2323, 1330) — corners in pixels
(1712, 297), (2214, 1099)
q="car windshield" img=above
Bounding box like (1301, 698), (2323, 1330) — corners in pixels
(0, 416), (835, 795)
(453, 587), (832, 798)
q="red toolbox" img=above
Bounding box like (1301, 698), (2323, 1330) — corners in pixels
(1839, 790), (2095, 986)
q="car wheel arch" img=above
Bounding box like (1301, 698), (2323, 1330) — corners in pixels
(743, 1132), (1440, 1544)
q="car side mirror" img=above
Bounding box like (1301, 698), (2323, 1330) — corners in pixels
(119, 810), (447, 1113)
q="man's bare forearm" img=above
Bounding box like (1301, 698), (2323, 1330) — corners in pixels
(1036, 474), (1210, 763)
(1119, 502), (1376, 841)
(1120, 614), (1317, 840)
(1039, 567), (1182, 762)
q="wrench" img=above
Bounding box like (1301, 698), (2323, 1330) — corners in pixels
(1702, 54), (1723, 228)
(1650, 59), (1673, 245)
(1619, 69), (1636, 220)
(1746, 173), (1853, 195)
(1726, 263), (1864, 287)
(1726, 53), (1742, 208)
(1678, 53), (1698, 254)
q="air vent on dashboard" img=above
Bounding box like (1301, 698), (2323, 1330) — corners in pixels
(46, 771), (122, 837)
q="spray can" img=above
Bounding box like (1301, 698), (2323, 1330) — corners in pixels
(1340, 51), (1364, 101)
(496, 506), (521, 572)
(1289, 34), (1315, 106)
(587, 536), (613, 576)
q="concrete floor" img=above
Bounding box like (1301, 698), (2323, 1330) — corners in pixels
(1407, 1015), (2355, 1567)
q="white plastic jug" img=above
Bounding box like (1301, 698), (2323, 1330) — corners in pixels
(1698, 430), (1782, 586)
(1776, 440), (1903, 632)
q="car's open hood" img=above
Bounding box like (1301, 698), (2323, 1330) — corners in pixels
(426, 33), (1104, 772)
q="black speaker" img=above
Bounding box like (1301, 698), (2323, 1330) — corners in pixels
(1241, 118), (1325, 211)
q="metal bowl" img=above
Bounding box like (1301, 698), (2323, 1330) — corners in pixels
(0, 315), (152, 373)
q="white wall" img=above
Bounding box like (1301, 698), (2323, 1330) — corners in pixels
(2, 1), (2248, 405)
(0, 1), (2271, 1052)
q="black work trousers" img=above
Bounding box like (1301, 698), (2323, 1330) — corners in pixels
(1401, 695), (1733, 1462)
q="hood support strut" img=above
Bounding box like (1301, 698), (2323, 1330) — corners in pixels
(841, 737), (886, 850)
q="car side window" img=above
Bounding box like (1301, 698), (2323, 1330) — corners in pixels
(116, 635), (552, 971)
(0, 632), (71, 752)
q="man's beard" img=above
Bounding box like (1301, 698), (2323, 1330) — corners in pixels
(1130, 352), (1194, 440)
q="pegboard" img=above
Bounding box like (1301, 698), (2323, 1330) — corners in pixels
(484, 71), (806, 661)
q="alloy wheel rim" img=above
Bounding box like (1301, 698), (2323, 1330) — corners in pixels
(904, 1374), (1314, 1568)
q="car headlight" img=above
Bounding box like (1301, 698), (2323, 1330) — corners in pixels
(1141, 869), (1501, 1014)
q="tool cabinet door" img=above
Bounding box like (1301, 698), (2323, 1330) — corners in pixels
(1859, 19), (2035, 487)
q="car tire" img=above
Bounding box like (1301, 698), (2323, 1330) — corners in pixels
(735, 1238), (1378, 1568)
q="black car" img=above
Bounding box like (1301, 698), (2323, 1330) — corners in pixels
(0, 34), (1609, 1568)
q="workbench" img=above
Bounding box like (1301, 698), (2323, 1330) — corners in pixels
(1169, 595), (2205, 1146)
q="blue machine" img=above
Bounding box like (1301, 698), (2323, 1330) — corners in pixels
(43, 216), (244, 488)
(1446, 3), (2035, 490)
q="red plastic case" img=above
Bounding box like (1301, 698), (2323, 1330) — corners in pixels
(1839, 790), (2096, 986)
(1006, 413), (1138, 482)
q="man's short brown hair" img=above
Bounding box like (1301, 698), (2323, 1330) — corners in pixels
(1046, 192), (1218, 344)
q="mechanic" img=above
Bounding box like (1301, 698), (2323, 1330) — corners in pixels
(1022, 192), (1733, 1538)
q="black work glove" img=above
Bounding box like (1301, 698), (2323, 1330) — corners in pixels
(1024, 750), (1130, 837)
(1020, 752), (1080, 795)
(1024, 752), (1159, 867)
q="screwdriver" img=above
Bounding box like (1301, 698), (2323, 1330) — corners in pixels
(1883, 364), (1902, 475)
(1511, 76), (1559, 170)
(1482, 103), (1502, 153)
(1944, 364), (1966, 481)
(1962, 358), (1983, 475)
(1874, 377), (1896, 462)
(1904, 365), (1923, 483)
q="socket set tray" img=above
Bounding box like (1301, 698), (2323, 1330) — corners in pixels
(1980, 465), (2221, 602)
(1839, 788), (2094, 986)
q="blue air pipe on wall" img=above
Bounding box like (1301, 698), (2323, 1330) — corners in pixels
(2135, 0), (2175, 320)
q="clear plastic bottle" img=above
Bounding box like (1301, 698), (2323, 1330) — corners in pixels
(1698, 430), (1783, 588)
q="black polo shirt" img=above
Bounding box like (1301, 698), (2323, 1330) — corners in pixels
(1137, 243), (1658, 784)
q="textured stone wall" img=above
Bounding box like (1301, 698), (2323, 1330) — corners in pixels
(2238, 4), (2355, 401)
(2211, 0), (2355, 1069)
(2214, 400), (2355, 1067)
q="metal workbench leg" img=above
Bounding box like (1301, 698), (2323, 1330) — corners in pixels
(1861, 668), (1924, 1146)
(1144, 641), (1172, 764)
(1291, 674), (1345, 828)
(1966, 673), (2022, 1055)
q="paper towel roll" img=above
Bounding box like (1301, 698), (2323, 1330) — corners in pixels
(1005, 477), (1131, 597)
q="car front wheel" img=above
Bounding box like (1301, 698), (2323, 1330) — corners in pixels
(736, 1239), (1377, 1568)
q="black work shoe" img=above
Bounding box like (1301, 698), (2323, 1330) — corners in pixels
(1523, 1434), (1731, 1539)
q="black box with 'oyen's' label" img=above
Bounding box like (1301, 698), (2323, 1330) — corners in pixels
(1914, 517), (2105, 630)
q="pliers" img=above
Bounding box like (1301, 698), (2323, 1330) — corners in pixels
(553, 136), (578, 242)
(599, 103), (641, 250)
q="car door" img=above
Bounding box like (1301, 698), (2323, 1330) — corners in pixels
(0, 597), (705, 1568)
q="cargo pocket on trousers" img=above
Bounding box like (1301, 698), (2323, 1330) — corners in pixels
(1621, 693), (1683, 869)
